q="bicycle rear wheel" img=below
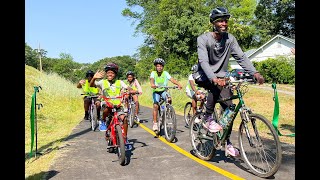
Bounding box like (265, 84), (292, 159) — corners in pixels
(164, 105), (176, 142)
(91, 105), (98, 131)
(184, 102), (192, 127)
(238, 113), (282, 178)
(115, 125), (126, 166)
(190, 112), (216, 160)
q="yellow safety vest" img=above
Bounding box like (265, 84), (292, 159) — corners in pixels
(82, 79), (99, 95)
(103, 79), (122, 106)
(152, 71), (167, 92)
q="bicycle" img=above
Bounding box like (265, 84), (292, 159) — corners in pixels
(184, 91), (206, 127)
(189, 78), (282, 178)
(154, 86), (178, 142)
(126, 92), (140, 128)
(100, 93), (130, 166)
(81, 94), (99, 131)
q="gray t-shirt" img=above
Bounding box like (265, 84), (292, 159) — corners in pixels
(197, 32), (257, 80)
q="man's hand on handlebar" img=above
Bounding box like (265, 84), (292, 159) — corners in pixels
(212, 77), (228, 87)
(253, 72), (265, 85)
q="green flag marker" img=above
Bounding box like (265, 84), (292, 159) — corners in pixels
(29, 93), (35, 157)
(272, 83), (295, 137)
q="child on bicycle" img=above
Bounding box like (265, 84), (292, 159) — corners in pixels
(77, 70), (101, 120)
(89, 62), (134, 148)
(123, 71), (143, 122)
(150, 58), (182, 132)
(186, 64), (206, 117)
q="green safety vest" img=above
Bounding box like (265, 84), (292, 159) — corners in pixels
(103, 79), (122, 106)
(82, 79), (99, 95)
(151, 71), (167, 92)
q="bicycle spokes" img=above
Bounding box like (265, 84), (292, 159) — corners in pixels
(239, 114), (282, 178)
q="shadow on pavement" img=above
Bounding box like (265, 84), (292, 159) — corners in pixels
(25, 125), (92, 161)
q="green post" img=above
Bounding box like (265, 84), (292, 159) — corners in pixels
(29, 86), (43, 158)
(272, 83), (295, 137)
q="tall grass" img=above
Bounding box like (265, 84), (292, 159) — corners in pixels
(25, 65), (83, 179)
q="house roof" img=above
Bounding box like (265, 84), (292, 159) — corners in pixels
(230, 34), (295, 61)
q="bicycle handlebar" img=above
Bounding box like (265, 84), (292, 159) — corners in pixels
(99, 93), (129, 100)
(80, 94), (100, 98)
(156, 85), (179, 89)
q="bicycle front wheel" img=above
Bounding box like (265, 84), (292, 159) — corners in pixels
(128, 104), (136, 128)
(238, 113), (282, 178)
(115, 125), (126, 166)
(164, 105), (177, 142)
(190, 113), (216, 160)
(91, 105), (98, 131)
(184, 102), (193, 127)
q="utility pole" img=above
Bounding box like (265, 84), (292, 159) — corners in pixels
(38, 43), (42, 72)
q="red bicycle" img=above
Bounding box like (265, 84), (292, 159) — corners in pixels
(100, 93), (129, 166)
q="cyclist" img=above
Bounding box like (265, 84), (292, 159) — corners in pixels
(77, 70), (101, 120)
(186, 64), (206, 116)
(89, 63), (133, 148)
(150, 58), (182, 132)
(124, 71), (143, 122)
(196, 7), (265, 157)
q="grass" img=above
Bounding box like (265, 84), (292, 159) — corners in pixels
(25, 65), (83, 179)
(25, 67), (295, 179)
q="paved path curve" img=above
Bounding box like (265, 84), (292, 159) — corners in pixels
(45, 106), (295, 180)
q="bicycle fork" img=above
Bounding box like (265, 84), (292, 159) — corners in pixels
(240, 108), (262, 148)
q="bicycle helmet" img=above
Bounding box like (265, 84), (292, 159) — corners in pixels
(209, 7), (230, 23)
(104, 62), (119, 74)
(153, 58), (165, 66)
(85, 70), (95, 77)
(191, 64), (198, 72)
(126, 71), (135, 77)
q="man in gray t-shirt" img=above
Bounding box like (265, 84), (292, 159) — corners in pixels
(196, 7), (265, 157)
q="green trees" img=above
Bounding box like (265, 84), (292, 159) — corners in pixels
(253, 56), (295, 84)
(25, 0), (295, 84)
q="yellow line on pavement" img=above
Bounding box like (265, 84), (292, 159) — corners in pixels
(137, 122), (245, 180)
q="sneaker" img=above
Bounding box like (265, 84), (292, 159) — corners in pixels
(203, 114), (222, 133)
(203, 120), (222, 133)
(99, 121), (107, 131)
(153, 122), (158, 131)
(125, 139), (132, 150)
(226, 143), (240, 157)
(135, 116), (140, 123)
(194, 117), (200, 123)
(123, 107), (128, 113)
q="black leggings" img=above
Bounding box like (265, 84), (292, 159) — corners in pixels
(204, 83), (234, 141)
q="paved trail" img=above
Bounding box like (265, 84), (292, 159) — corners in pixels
(45, 106), (295, 180)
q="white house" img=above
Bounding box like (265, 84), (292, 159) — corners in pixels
(230, 34), (295, 69)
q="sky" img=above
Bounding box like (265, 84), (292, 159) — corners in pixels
(25, 0), (144, 64)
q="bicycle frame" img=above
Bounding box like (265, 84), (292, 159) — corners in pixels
(207, 80), (250, 145)
(156, 86), (177, 121)
(100, 94), (127, 146)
